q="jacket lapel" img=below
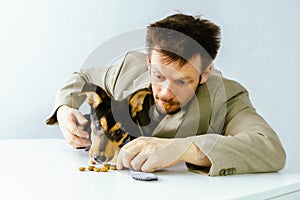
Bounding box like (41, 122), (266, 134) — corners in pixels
(152, 83), (212, 138)
(152, 109), (185, 138)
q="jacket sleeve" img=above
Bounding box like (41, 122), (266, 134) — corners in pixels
(189, 81), (286, 176)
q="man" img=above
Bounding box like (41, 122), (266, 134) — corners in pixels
(46, 14), (286, 176)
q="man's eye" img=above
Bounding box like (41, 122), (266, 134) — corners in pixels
(152, 71), (165, 81)
(176, 79), (189, 86)
(156, 74), (164, 79)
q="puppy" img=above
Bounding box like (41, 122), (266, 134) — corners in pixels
(80, 83), (153, 164)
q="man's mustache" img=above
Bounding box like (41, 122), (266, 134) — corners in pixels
(155, 95), (180, 105)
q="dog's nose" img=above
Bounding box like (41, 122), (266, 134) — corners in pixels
(94, 154), (106, 163)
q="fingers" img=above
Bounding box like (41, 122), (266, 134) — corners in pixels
(116, 138), (158, 172)
(117, 150), (158, 172)
(73, 110), (88, 126)
(116, 137), (179, 172)
(62, 128), (90, 148)
(65, 129), (91, 147)
(116, 142), (141, 170)
(57, 105), (91, 148)
(131, 154), (148, 171)
(66, 114), (89, 139)
(66, 114), (91, 147)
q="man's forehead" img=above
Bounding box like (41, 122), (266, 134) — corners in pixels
(150, 52), (202, 74)
(151, 63), (200, 82)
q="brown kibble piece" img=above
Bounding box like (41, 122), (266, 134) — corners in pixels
(78, 167), (86, 171)
(94, 167), (101, 172)
(103, 163), (110, 168)
(88, 165), (95, 171)
(163, 103), (170, 109)
(101, 167), (109, 172)
(109, 165), (116, 170)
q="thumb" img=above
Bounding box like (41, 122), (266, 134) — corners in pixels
(73, 110), (88, 126)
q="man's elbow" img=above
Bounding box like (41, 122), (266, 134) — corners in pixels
(267, 138), (286, 172)
(273, 144), (286, 171)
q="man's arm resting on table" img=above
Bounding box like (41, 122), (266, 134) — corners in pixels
(189, 110), (287, 176)
(180, 140), (211, 167)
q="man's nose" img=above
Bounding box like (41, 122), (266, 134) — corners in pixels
(160, 85), (175, 100)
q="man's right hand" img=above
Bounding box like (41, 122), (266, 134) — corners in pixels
(56, 105), (91, 148)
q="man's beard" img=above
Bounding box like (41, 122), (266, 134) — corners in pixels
(154, 98), (181, 116)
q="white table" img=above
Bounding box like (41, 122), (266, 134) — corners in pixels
(0, 139), (299, 200)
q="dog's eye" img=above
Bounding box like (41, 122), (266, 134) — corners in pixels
(115, 130), (122, 135)
(95, 123), (102, 130)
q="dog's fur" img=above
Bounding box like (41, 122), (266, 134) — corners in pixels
(81, 83), (153, 164)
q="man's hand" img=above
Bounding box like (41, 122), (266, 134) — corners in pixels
(116, 136), (211, 172)
(56, 105), (91, 148)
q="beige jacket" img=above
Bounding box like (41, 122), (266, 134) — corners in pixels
(46, 51), (286, 176)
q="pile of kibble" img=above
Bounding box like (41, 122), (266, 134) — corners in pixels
(78, 161), (116, 172)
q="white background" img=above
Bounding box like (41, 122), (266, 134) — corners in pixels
(0, 0), (299, 169)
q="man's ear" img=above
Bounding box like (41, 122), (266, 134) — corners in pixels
(146, 56), (151, 67)
(80, 83), (108, 108)
(200, 65), (213, 84)
(129, 89), (152, 118)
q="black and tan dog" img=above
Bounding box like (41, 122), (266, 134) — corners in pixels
(80, 83), (153, 164)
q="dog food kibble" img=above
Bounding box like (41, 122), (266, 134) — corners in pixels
(78, 167), (86, 171)
(103, 163), (110, 168)
(101, 167), (109, 172)
(88, 165), (95, 171)
(79, 162), (116, 173)
(163, 103), (170, 109)
(93, 167), (101, 172)
(109, 165), (116, 170)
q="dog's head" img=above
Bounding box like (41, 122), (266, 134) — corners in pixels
(81, 83), (151, 164)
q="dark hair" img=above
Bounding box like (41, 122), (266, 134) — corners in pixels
(146, 14), (221, 71)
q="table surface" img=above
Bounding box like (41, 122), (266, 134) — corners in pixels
(0, 138), (299, 200)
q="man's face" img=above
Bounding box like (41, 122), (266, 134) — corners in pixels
(149, 51), (201, 115)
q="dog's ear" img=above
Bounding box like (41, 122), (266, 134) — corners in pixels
(129, 89), (152, 118)
(80, 83), (108, 108)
